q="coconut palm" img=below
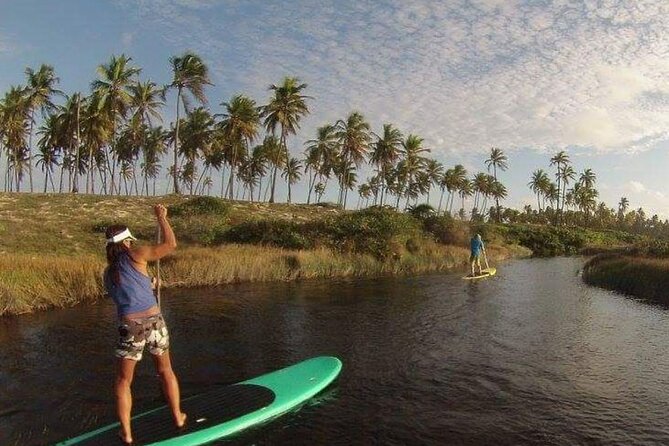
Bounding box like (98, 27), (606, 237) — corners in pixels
(36, 113), (62, 192)
(618, 196), (629, 225)
(167, 52), (211, 194)
(424, 159), (444, 204)
(218, 94), (260, 199)
(92, 54), (141, 194)
(24, 64), (61, 192)
(304, 124), (338, 204)
(261, 135), (285, 202)
(281, 157), (302, 203)
(141, 126), (168, 195)
(369, 123), (403, 205)
(449, 165), (468, 215)
(550, 150), (570, 222)
(528, 169), (549, 211)
(178, 107), (215, 194)
(335, 112), (371, 207)
(314, 182), (326, 203)
(559, 164), (576, 219)
(400, 134), (429, 209)
(262, 77), (310, 203)
(1, 86), (31, 191)
(485, 147), (508, 220)
(579, 168), (596, 189)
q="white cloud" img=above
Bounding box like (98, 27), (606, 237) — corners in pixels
(121, 31), (134, 47)
(118, 0), (669, 158)
(628, 181), (646, 193)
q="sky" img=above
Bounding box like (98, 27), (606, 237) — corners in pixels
(2, 0), (669, 216)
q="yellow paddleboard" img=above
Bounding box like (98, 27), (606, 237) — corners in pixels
(463, 267), (497, 280)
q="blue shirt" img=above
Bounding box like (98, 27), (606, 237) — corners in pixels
(104, 252), (157, 317)
(470, 237), (483, 256)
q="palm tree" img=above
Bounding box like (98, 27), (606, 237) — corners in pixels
(369, 123), (403, 205)
(304, 124), (338, 204)
(281, 157), (302, 203)
(218, 94), (260, 199)
(262, 77), (310, 203)
(36, 113), (62, 192)
(261, 135), (285, 201)
(1, 86), (31, 191)
(24, 64), (61, 192)
(314, 182), (326, 203)
(485, 147), (508, 220)
(528, 169), (549, 211)
(92, 54), (141, 194)
(424, 159), (444, 204)
(335, 112), (371, 207)
(559, 164), (576, 220)
(450, 165), (468, 215)
(400, 134), (429, 209)
(550, 150), (570, 222)
(179, 107), (214, 194)
(458, 178), (473, 217)
(579, 168), (596, 189)
(618, 196), (629, 225)
(167, 52), (211, 194)
(141, 126), (168, 195)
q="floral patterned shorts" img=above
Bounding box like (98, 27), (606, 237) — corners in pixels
(115, 314), (170, 361)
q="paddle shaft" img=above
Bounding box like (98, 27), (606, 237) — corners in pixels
(156, 224), (161, 307)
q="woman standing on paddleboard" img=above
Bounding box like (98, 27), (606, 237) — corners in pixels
(104, 204), (186, 444)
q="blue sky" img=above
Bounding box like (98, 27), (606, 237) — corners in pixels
(2, 0), (669, 216)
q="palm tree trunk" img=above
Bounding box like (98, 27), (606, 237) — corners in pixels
(173, 89), (182, 194)
(270, 165), (278, 203)
(73, 98), (81, 193)
(28, 113), (35, 192)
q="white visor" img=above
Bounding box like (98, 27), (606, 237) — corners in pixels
(106, 228), (138, 244)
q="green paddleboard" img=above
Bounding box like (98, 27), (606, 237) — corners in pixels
(57, 356), (342, 445)
(462, 267), (497, 280)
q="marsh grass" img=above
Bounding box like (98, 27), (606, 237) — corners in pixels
(0, 254), (104, 315)
(583, 254), (669, 304)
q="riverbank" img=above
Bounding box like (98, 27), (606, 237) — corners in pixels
(0, 193), (530, 315)
(582, 253), (669, 305)
(2, 192), (635, 316)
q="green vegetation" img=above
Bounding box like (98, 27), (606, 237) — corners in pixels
(583, 254), (669, 306)
(0, 193), (538, 316)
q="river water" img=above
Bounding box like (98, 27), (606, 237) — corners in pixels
(2, 257), (669, 445)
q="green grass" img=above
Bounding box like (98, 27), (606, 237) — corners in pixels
(583, 253), (669, 304)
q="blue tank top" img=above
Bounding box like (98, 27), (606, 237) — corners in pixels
(104, 252), (157, 317)
(470, 237), (483, 255)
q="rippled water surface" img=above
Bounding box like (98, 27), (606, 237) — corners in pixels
(3, 257), (669, 445)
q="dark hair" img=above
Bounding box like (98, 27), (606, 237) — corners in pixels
(105, 225), (130, 286)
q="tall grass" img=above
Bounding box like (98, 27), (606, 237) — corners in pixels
(583, 254), (669, 304)
(0, 243), (527, 315)
(0, 254), (104, 315)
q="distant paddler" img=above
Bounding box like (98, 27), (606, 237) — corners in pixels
(469, 233), (489, 277)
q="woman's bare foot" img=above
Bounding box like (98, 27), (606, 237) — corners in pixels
(118, 429), (133, 444)
(175, 412), (187, 429)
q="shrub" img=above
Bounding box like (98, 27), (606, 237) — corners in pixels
(408, 203), (436, 221)
(169, 196), (230, 218)
(503, 224), (586, 256)
(423, 214), (466, 245)
(222, 219), (313, 250)
(321, 207), (422, 259)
